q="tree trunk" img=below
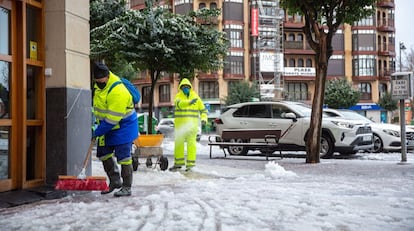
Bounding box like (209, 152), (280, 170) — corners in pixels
(147, 69), (159, 135)
(306, 33), (328, 163)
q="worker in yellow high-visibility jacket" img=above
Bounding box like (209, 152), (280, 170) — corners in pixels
(92, 62), (139, 197)
(170, 78), (208, 171)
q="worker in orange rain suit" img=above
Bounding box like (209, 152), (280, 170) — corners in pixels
(92, 62), (138, 197)
(170, 78), (208, 171)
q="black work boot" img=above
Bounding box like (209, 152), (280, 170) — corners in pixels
(101, 158), (122, 195)
(114, 164), (133, 197)
(169, 165), (183, 172)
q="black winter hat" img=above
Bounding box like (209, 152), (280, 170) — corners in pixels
(94, 62), (109, 79)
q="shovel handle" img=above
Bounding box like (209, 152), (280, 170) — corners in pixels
(82, 138), (96, 169)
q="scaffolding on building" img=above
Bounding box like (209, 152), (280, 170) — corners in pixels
(251, 0), (284, 100)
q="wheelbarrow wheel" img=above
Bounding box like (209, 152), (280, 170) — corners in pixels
(146, 157), (153, 168)
(132, 157), (139, 171)
(159, 156), (169, 171)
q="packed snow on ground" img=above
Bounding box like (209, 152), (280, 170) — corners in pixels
(0, 135), (413, 231)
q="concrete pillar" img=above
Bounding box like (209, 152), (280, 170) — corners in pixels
(44, 0), (91, 184)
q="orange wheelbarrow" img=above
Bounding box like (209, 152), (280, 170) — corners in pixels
(132, 134), (169, 171)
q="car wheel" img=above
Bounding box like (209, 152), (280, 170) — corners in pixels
(371, 134), (383, 153)
(227, 138), (248, 155)
(320, 133), (334, 159)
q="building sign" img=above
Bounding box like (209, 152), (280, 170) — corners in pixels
(349, 103), (383, 111)
(260, 84), (274, 98)
(259, 52), (283, 72)
(251, 8), (258, 37)
(391, 72), (413, 100)
(283, 67), (316, 76)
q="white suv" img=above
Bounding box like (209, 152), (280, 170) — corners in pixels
(214, 101), (373, 158)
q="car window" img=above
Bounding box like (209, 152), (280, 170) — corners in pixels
(271, 104), (292, 118)
(324, 111), (339, 117)
(233, 106), (248, 117)
(248, 104), (271, 118)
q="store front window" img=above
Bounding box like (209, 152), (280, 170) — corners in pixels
(0, 5), (10, 181)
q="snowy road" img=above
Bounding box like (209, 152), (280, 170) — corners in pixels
(0, 136), (413, 231)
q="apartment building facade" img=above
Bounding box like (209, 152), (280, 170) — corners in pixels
(130, 0), (397, 124)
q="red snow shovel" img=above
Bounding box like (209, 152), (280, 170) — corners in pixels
(55, 138), (108, 191)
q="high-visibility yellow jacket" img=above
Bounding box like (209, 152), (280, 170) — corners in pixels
(93, 72), (138, 145)
(174, 78), (208, 132)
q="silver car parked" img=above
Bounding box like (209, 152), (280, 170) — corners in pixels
(214, 101), (373, 158)
(324, 108), (414, 153)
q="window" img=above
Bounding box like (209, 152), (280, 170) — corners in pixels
(27, 6), (41, 60)
(352, 31), (375, 51)
(199, 81), (219, 99)
(233, 104), (271, 118)
(224, 24), (243, 48)
(359, 82), (372, 100)
(327, 56), (345, 76)
(298, 59), (304, 67)
(247, 105), (271, 118)
(284, 83), (308, 101)
(159, 84), (170, 103)
(0, 61), (10, 119)
(230, 30), (243, 48)
(289, 59), (295, 67)
(379, 83), (387, 98)
(288, 33), (295, 41)
(353, 55), (376, 76)
(26, 66), (42, 119)
(355, 14), (374, 26)
(377, 35), (381, 51)
(271, 105), (291, 119)
(306, 59), (312, 67)
(224, 54), (243, 75)
(0, 6), (10, 55)
(199, 3), (206, 9)
(210, 2), (217, 9)
(141, 86), (151, 104)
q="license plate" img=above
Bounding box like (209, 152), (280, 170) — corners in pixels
(363, 135), (372, 141)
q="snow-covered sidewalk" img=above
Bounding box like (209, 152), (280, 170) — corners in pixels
(0, 136), (413, 231)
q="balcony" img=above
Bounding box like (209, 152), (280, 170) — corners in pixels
(198, 71), (219, 80)
(130, 0), (145, 9)
(377, 20), (394, 32)
(377, 0), (395, 8)
(378, 69), (392, 81)
(196, 16), (219, 25)
(224, 73), (245, 80)
(359, 92), (372, 100)
(284, 41), (303, 49)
